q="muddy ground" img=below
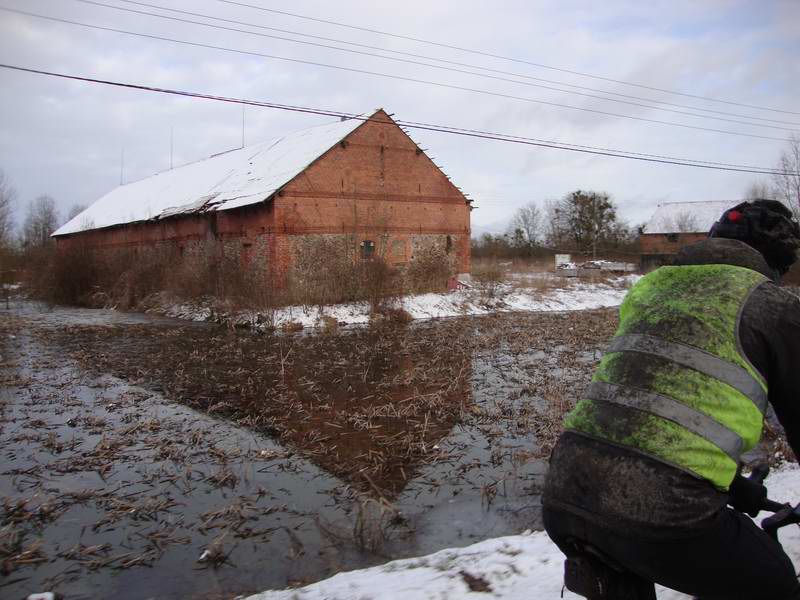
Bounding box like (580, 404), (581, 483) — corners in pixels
(1, 299), (780, 599)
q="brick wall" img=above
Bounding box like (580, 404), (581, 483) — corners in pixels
(639, 232), (707, 271)
(273, 109), (470, 276)
(639, 232), (707, 255)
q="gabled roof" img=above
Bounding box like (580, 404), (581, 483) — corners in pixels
(642, 200), (736, 234)
(53, 112), (372, 236)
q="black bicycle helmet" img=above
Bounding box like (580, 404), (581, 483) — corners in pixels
(709, 199), (800, 275)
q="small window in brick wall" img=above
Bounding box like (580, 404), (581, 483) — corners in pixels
(392, 239), (405, 261)
(446, 235), (453, 254)
(666, 233), (679, 243)
(360, 240), (375, 259)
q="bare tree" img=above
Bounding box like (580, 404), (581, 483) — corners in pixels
(744, 180), (775, 201)
(23, 195), (60, 249)
(655, 211), (700, 234)
(0, 169), (17, 301)
(0, 168), (16, 250)
(772, 134), (800, 218)
(67, 203), (88, 221)
(508, 202), (542, 245)
(673, 211), (700, 233)
(543, 199), (569, 248)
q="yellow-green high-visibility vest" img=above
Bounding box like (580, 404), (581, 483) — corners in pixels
(564, 264), (769, 490)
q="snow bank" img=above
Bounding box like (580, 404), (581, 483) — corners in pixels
(162, 276), (640, 330)
(246, 463), (800, 600)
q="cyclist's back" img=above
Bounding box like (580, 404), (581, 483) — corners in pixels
(543, 201), (800, 600)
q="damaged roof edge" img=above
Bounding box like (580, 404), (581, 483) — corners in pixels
(52, 113), (371, 237)
(53, 193), (277, 238)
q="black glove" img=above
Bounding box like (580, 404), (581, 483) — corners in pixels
(728, 473), (767, 518)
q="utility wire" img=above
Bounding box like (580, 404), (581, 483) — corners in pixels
(212, 0), (800, 117)
(87, 0), (800, 129)
(0, 5), (791, 143)
(2, 63), (797, 177)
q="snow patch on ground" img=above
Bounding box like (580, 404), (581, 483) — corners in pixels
(161, 275), (640, 330)
(246, 463), (800, 600)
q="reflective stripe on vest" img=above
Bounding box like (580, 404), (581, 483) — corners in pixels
(606, 334), (768, 414)
(585, 381), (744, 462)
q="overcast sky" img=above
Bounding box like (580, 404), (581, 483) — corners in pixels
(1, 0), (798, 234)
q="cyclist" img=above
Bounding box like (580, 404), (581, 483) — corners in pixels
(543, 200), (800, 599)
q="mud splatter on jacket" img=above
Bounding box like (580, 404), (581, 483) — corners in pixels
(543, 238), (800, 538)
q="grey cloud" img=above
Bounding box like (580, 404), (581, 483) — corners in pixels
(0, 0), (797, 230)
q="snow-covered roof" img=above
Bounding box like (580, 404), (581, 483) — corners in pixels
(53, 114), (370, 237)
(642, 200), (736, 234)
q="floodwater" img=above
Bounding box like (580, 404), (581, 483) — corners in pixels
(1, 299), (616, 599)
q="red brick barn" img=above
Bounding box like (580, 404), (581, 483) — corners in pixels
(53, 109), (472, 289)
(639, 200), (734, 270)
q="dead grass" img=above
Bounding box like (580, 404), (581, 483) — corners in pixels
(279, 320), (303, 334)
(0, 526), (47, 574)
(471, 260), (505, 299)
(371, 306), (413, 326)
(320, 315), (340, 335)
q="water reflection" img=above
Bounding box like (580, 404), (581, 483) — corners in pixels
(2, 302), (614, 599)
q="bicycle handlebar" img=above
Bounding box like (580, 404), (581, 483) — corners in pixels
(762, 504), (800, 540)
(746, 463), (800, 541)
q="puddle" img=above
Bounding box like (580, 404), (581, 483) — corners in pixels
(1, 301), (617, 599)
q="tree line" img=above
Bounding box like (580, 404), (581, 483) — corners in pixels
(2, 134), (798, 278)
(472, 190), (639, 260)
(475, 135), (800, 262)
(0, 167), (86, 284)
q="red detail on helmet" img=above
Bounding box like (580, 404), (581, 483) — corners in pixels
(727, 210), (743, 223)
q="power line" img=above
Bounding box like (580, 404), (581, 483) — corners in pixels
(0, 5), (791, 143)
(212, 0), (800, 117)
(80, 0), (800, 130)
(1, 62), (797, 177)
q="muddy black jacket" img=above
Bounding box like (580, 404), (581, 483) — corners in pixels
(543, 238), (800, 539)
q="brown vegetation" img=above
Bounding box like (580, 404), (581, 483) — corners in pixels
(29, 235), (455, 315)
(471, 259), (505, 299)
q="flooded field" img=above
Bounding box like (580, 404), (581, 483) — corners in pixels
(1, 300), (617, 599)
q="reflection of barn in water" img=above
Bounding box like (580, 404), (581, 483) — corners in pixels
(278, 323), (474, 496)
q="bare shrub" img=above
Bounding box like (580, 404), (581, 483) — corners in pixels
(177, 245), (273, 311)
(288, 235), (360, 307)
(288, 235), (399, 310)
(34, 239), (275, 312)
(281, 321), (303, 334)
(27, 243), (100, 306)
(358, 257), (400, 313)
(316, 493), (410, 553)
(530, 380), (574, 458)
(319, 315), (339, 335)
(405, 245), (452, 294)
(37, 233), (408, 313)
(472, 260), (505, 299)
(109, 248), (170, 309)
(373, 306), (413, 326)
